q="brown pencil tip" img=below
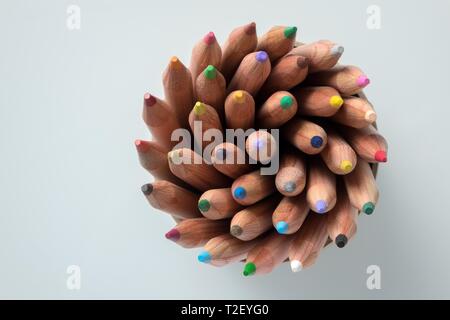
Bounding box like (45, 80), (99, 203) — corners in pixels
(296, 56), (309, 69)
(230, 225), (243, 236)
(141, 183), (153, 195)
(244, 22), (256, 35)
(144, 93), (156, 107)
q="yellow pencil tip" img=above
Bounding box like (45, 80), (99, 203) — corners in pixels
(233, 90), (245, 103)
(194, 102), (206, 115)
(340, 160), (353, 173)
(329, 95), (344, 108)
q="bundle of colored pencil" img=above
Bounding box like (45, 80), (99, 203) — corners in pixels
(136, 23), (388, 276)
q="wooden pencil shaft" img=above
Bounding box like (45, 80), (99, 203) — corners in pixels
(320, 127), (357, 175)
(231, 170), (276, 205)
(256, 26), (297, 62)
(168, 218), (229, 248)
(198, 188), (242, 220)
(293, 86), (343, 117)
(307, 157), (337, 214)
(211, 142), (252, 179)
(224, 90), (255, 130)
(289, 40), (343, 73)
(275, 151), (306, 196)
(257, 91), (298, 128)
(272, 194), (309, 234)
(282, 118), (328, 154)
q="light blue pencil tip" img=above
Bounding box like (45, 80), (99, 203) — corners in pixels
(198, 251), (211, 263)
(275, 221), (289, 234)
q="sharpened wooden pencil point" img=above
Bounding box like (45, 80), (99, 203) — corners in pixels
(375, 150), (387, 162)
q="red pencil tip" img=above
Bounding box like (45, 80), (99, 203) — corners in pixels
(165, 229), (180, 242)
(244, 22), (256, 35)
(144, 93), (156, 107)
(374, 150), (387, 162)
(134, 139), (149, 152)
(203, 32), (216, 45)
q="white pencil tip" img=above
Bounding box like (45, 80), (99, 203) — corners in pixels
(290, 260), (303, 272)
(331, 44), (344, 56)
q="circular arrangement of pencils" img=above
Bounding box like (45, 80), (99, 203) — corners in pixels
(136, 23), (388, 276)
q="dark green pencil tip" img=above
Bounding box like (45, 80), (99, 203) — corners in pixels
(204, 65), (217, 79)
(280, 96), (293, 109)
(243, 262), (256, 276)
(362, 202), (375, 215)
(198, 199), (211, 212)
(284, 26), (297, 38)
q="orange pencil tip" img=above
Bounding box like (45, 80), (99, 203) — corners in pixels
(170, 56), (181, 68)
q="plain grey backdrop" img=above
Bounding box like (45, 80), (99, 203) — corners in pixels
(1, 0), (450, 299)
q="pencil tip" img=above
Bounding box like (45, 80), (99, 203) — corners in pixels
(198, 251), (211, 263)
(310, 136), (323, 148)
(357, 75), (370, 88)
(244, 22), (256, 35)
(243, 262), (256, 276)
(290, 260), (303, 272)
(283, 181), (296, 193)
(198, 199), (211, 213)
(284, 26), (297, 38)
(204, 65), (217, 79)
(280, 95), (294, 110)
(134, 139), (149, 152)
(233, 186), (247, 200)
(193, 101), (206, 115)
(315, 200), (328, 214)
(339, 160), (353, 173)
(365, 110), (377, 123)
(143, 93), (156, 107)
(230, 225), (243, 237)
(362, 202), (375, 215)
(330, 44), (344, 56)
(203, 31), (216, 45)
(296, 56), (309, 69)
(141, 183), (153, 195)
(329, 95), (344, 108)
(335, 234), (348, 248)
(165, 228), (180, 242)
(169, 56), (181, 68)
(255, 51), (269, 62)
(233, 90), (245, 103)
(275, 221), (289, 234)
(168, 149), (182, 164)
(374, 150), (387, 162)
(215, 148), (227, 161)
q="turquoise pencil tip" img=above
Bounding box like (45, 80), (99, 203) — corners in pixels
(275, 221), (289, 234)
(198, 251), (211, 263)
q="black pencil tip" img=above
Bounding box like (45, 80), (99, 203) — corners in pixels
(335, 234), (348, 248)
(141, 183), (153, 195)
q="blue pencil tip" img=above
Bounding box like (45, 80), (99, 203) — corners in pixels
(198, 251), (211, 263)
(315, 200), (328, 214)
(233, 186), (247, 199)
(275, 221), (289, 234)
(310, 136), (323, 148)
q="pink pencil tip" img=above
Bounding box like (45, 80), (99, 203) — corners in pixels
(374, 150), (387, 162)
(165, 229), (180, 242)
(134, 139), (149, 152)
(203, 32), (216, 45)
(357, 75), (370, 88)
(144, 93), (156, 106)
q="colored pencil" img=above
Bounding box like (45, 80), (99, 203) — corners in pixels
(168, 148), (231, 191)
(231, 196), (281, 241)
(165, 218), (229, 248)
(275, 150), (306, 196)
(141, 180), (201, 219)
(307, 157), (337, 214)
(195, 65), (226, 118)
(292, 86), (344, 117)
(227, 51), (271, 96)
(282, 118), (328, 154)
(331, 96), (377, 129)
(162, 56), (194, 128)
(289, 213), (328, 272)
(134, 139), (189, 187)
(306, 65), (370, 95)
(190, 32), (222, 86)
(259, 55), (309, 98)
(188, 101), (223, 150)
(343, 159), (379, 215)
(198, 188), (242, 220)
(320, 127), (357, 175)
(224, 90), (255, 130)
(198, 234), (259, 266)
(142, 93), (181, 150)
(220, 22), (258, 81)
(256, 26), (298, 62)
(256, 91), (298, 128)
(211, 142), (252, 178)
(231, 169), (276, 205)
(338, 125), (388, 163)
(243, 232), (294, 276)
(326, 183), (357, 248)
(288, 40), (344, 72)
(272, 194), (309, 234)
(245, 130), (278, 164)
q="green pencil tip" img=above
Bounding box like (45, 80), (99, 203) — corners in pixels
(198, 199), (211, 212)
(243, 262), (256, 276)
(362, 202), (375, 215)
(204, 65), (217, 79)
(284, 26), (297, 38)
(280, 96), (294, 109)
